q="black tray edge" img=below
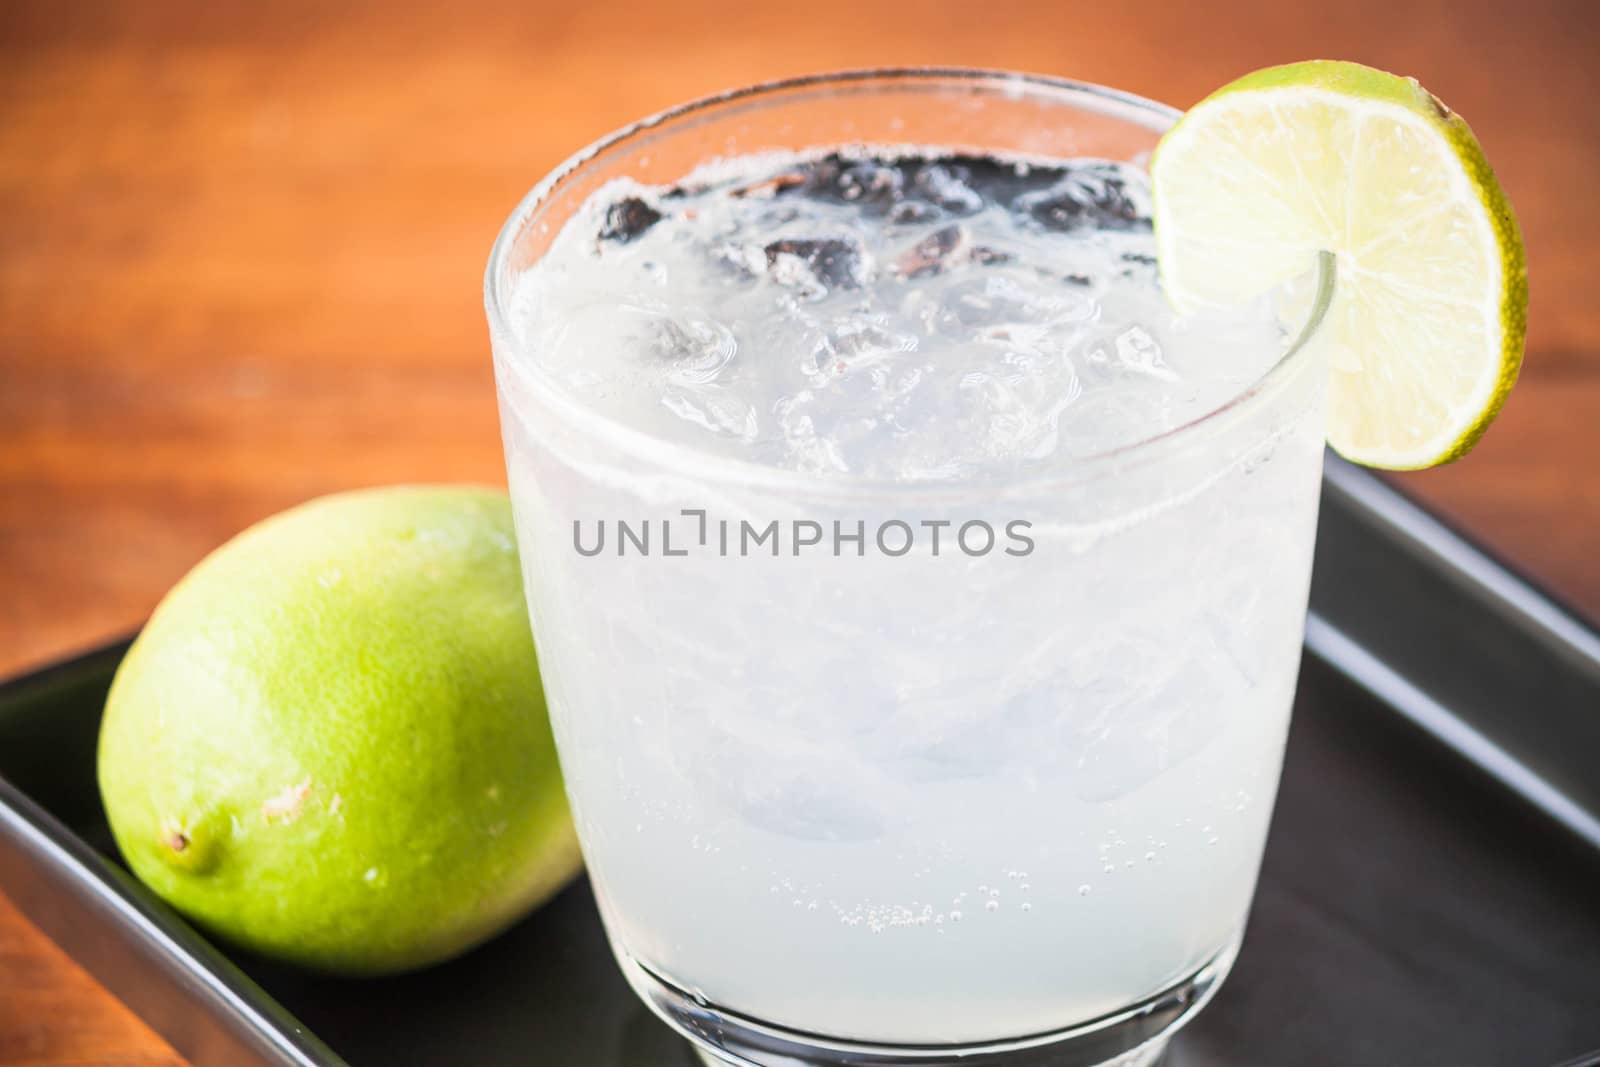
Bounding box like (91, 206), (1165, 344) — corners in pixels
(1311, 456), (1600, 851)
(1305, 614), (1600, 849)
(1324, 457), (1600, 661)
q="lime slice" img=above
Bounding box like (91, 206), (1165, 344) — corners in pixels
(1151, 60), (1527, 469)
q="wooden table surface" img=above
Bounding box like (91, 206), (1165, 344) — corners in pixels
(1, 1), (1596, 1063)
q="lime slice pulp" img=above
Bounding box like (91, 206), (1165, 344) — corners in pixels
(1151, 60), (1527, 469)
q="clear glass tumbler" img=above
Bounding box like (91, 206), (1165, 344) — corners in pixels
(487, 69), (1330, 1067)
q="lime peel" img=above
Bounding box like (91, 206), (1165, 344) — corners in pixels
(99, 486), (582, 976)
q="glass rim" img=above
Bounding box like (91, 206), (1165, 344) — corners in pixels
(485, 66), (1332, 500)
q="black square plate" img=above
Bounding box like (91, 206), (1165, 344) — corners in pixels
(3, 458), (1599, 1067)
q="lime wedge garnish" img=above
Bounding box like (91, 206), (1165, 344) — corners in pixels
(1151, 60), (1527, 469)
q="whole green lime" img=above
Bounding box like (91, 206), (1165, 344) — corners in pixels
(97, 486), (581, 976)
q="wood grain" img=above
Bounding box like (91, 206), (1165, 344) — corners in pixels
(0, 1), (1595, 1063)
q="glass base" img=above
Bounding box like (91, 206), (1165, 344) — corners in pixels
(693, 1037), (1168, 1067)
(620, 934), (1239, 1067)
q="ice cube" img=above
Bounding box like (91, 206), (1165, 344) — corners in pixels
(655, 314), (737, 385)
(1016, 163), (1152, 233)
(909, 162), (984, 215)
(660, 385), (758, 441)
(774, 392), (851, 474)
(882, 679), (1060, 783)
(764, 238), (871, 299)
(598, 196), (664, 243)
(802, 320), (919, 381)
(1070, 658), (1226, 801)
(893, 225), (971, 278)
(1113, 326), (1178, 381)
(682, 724), (894, 842)
(951, 274), (1097, 331)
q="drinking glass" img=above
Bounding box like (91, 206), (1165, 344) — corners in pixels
(487, 68), (1331, 1067)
